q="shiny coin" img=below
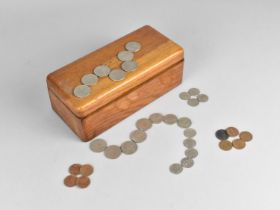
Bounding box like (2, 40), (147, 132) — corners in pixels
(169, 163), (183, 174)
(188, 88), (200, 96)
(163, 114), (178, 124)
(125, 41), (141, 52)
(93, 65), (111, 77)
(104, 145), (122, 159)
(77, 176), (90, 188)
(81, 74), (98, 86)
(183, 138), (196, 148)
(135, 118), (152, 131)
(177, 117), (192, 128)
(117, 51), (134, 61)
(226, 127), (239, 137)
(215, 129), (229, 140)
(219, 140), (233, 151)
(187, 98), (199, 107)
(232, 139), (246, 149)
(109, 69), (126, 81)
(129, 130), (147, 143)
(73, 85), (91, 98)
(184, 128), (197, 138)
(239, 131), (253, 142)
(185, 148), (198, 158)
(69, 164), (81, 175)
(120, 141), (138, 155)
(64, 175), (77, 187)
(90, 139), (107, 153)
(179, 92), (191, 100)
(80, 164), (94, 176)
(149, 113), (163, 124)
(121, 60), (138, 72)
(181, 157), (194, 168)
(197, 94), (209, 102)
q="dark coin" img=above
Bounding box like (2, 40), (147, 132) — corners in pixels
(215, 129), (229, 140)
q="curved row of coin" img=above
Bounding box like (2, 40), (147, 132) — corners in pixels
(89, 113), (198, 175)
(73, 41), (142, 98)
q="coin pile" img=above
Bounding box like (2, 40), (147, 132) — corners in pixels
(216, 127), (253, 151)
(89, 113), (198, 175)
(179, 88), (209, 107)
(63, 163), (94, 188)
(73, 41), (141, 98)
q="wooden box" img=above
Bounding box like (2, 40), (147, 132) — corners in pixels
(47, 25), (184, 141)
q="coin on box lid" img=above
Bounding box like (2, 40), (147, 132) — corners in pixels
(117, 51), (134, 61)
(73, 85), (91, 98)
(125, 41), (141, 52)
(93, 65), (111, 77)
(109, 69), (126, 81)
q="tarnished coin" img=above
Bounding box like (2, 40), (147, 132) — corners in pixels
(129, 130), (147, 143)
(90, 139), (107, 153)
(183, 138), (196, 148)
(179, 92), (191, 100)
(169, 163), (183, 174)
(184, 128), (197, 138)
(104, 145), (122, 159)
(81, 74), (98, 86)
(80, 164), (94, 176)
(177, 117), (192, 128)
(73, 85), (91, 98)
(181, 157), (194, 168)
(125, 41), (141, 52)
(117, 51), (134, 61)
(163, 114), (178, 124)
(77, 176), (90, 188)
(93, 65), (111, 77)
(64, 175), (77, 187)
(121, 60), (138, 72)
(188, 88), (200, 96)
(239, 131), (253, 142)
(187, 98), (199, 107)
(226, 127), (239, 137)
(185, 148), (198, 158)
(69, 164), (81, 175)
(232, 139), (246, 149)
(109, 69), (126, 81)
(120, 141), (138, 155)
(135, 118), (152, 131)
(215, 129), (229, 140)
(197, 94), (209, 102)
(149, 113), (163, 124)
(219, 140), (233, 151)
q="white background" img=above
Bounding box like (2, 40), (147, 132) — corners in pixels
(1, 0), (280, 209)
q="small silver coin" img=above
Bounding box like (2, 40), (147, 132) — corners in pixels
(81, 74), (98, 86)
(117, 51), (134, 61)
(104, 145), (122, 159)
(197, 94), (209, 102)
(183, 138), (197, 148)
(188, 88), (200, 96)
(93, 65), (111, 77)
(89, 139), (107, 153)
(125, 41), (141, 52)
(121, 61), (138, 72)
(187, 98), (199, 107)
(129, 130), (147, 143)
(179, 92), (191, 100)
(185, 148), (198, 159)
(149, 113), (163, 124)
(120, 141), (138, 155)
(169, 163), (183, 174)
(181, 157), (194, 168)
(109, 69), (126, 81)
(163, 114), (178, 125)
(135, 118), (152, 131)
(177, 117), (192, 128)
(73, 85), (91, 98)
(184, 128), (197, 138)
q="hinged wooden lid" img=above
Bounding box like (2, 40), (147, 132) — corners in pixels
(47, 25), (184, 118)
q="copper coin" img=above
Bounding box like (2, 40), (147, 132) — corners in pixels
(77, 176), (91, 188)
(226, 127), (239, 137)
(232, 139), (246, 149)
(239, 131), (253, 142)
(219, 140), (232, 151)
(69, 164), (81, 175)
(80, 164), (94, 176)
(64, 175), (77, 187)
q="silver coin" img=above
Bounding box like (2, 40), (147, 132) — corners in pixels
(149, 113), (163, 124)
(109, 69), (126, 81)
(181, 157), (194, 168)
(179, 92), (191, 100)
(163, 114), (178, 125)
(73, 85), (91, 98)
(187, 98), (199, 107)
(177, 117), (192, 128)
(125, 41), (141, 52)
(188, 88), (200, 96)
(120, 141), (138, 155)
(135, 118), (152, 131)
(197, 94), (209, 102)
(184, 128), (197, 138)
(129, 130), (147, 143)
(117, 51), (134, 61)
(185, 148), (198, 159)
(104, 145), (122, 159)
(81, 74), (98, 86)
(121, 61), (138, 72)
(183, 138), (196, 148)
(93, 65), (111, 77)
(169, 163), (183, 174)
(89, 139), (107, 153)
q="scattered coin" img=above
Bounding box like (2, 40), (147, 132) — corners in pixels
(104, 145), (122, 159)
(64, 175), (77, 187)
(121, 60), (138, 72)
(183, 138), (196, 148)
(187, 98), (199, 107)
(184, 128), (197, 138)
(226, 127), (239, 137)
(81, 74), (98, 86)
(169, 163), (183, 174)
(215, 129), (229, 140)
(125, 41), (141, 52)
(73, 85), (91, 98)
(179, 92), (191, 100)
(177, 117), (192, 128)
(69, 164), (81, 175)
(219, 140), (233, 151)
(129, 130), (147, 143)
(185, 148), (198, 158)
(163, 114), (178, 124)
(239, 131), (253, 142)
(181, 157), (194, 168)
(80, 164), (94, 176)
(93, 65), (111, 77)
(109, 69), (126, 81)
(120, 141), (138, 155)
(90, 139), (107, 153)
(77, 176), (91, 188)
(197, 94), (209, 102)
(188, 88), (200, 96)
(149, 113), (163, 124)
(135, 118), (152, 131)
(117, 51), (134, 61)
(232, 139), (246, 150)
